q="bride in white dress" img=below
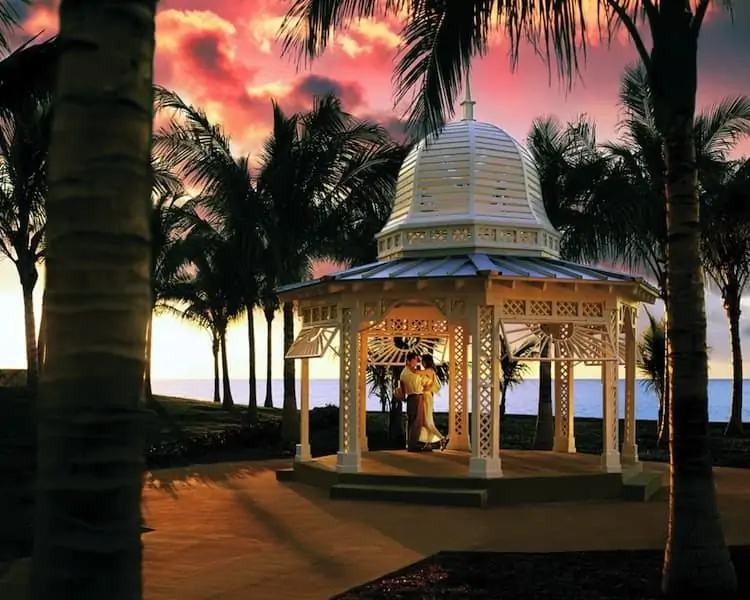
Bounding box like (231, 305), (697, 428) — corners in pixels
(418, 354), (448, 450)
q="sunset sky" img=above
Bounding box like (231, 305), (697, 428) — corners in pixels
(1, 1), (750, 381)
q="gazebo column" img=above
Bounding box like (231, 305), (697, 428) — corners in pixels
(295, 357), (312, 462)
(553, 360), (576, 453)
(336, 306), (361, 473)
(621, 305), (639, 465)
(601, 307), (622, 473)
(447, 322), (470, 451)
(358, 334), (369, 452)
(468, 304), (502, 478)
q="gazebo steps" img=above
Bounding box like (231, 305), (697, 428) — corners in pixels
(275, 468), (295, 482)
(621, 469), (665, 501)
(330, 483), (488, 508)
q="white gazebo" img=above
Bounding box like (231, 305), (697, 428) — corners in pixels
(276, 85), (660, 505)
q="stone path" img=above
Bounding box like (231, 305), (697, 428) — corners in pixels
(142, 460), (750, 600)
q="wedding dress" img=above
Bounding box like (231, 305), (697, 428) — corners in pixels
(418, 368), (445, 445)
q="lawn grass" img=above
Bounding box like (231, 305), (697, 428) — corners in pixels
(146, 395), (280, 440)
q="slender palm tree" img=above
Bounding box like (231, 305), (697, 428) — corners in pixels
(638, 309), (667, 419)
(256, 95), (407, 444)
(599, 62), (750, 441)
(153, 87), (265, 420)
(0, 96), (49, 394)
(160, 220), (244, 409)
(529, 67), (750, 443)
(526, 116), (620, 448)
(146, 168), (191, 404)
(701, 158), (750, 435)
(281, 1), (739, 595)
(500, 338), (536, 419)
(31, 0), (157, 597)
(260, 292), (278, 409)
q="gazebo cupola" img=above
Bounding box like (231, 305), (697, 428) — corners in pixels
(376, 80), (561, 261)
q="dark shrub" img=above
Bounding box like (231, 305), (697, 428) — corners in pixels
(309, 404), (339, 429)
(145, 420), (282, 468)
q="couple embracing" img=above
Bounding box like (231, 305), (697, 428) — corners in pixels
(398, 352), (449, 452)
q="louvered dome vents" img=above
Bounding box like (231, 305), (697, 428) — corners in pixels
(376, 83), (562, 261)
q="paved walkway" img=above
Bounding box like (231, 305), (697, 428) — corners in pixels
(142, 460), (750, 600)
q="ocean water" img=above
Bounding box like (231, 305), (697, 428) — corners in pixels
(151, 378), (750, 422)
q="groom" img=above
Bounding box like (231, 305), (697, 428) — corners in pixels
(399, 351), (427, 452)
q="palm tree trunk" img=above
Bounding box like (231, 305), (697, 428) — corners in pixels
(264, 308), (274, 408)
(658, 303), (671, 446)
(653, 13), (736, 594)
(281, 301), (298, 444)
(212, 333), (221, 404)
(19, 269), (39, 396)
(724, 287), (743, 436)
(533, 343), (553, 450)
(31, 1), (155, 597)
(246, 303), (259, 423)
(500, 384), (508, 419)
(143, 312), (153, 403)
(220, 329), (234, 409)
(38, 288), (47, 374)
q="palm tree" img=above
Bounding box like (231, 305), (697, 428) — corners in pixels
(256, 94), (407, 444)
(637, 310), (667, 421)
(281, 1), (739, 594)
(500, 338), (536, 419)
(31, 0), (157, 596)
(153, 87), (265, 420)
(701, 158), (750, 436)
(146, 167), (191, 404)
(526, 116), (618, 449)
(160, 221), (243, 409)
(260, 292), (278, 409)
(601, 63), (750, 441)
(0, 95), (49, 394)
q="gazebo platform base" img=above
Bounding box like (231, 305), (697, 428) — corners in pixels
(276, 450), (664, 508)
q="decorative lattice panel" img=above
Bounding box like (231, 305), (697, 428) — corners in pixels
(451, 324), (466, 438)
(366, 318), (449, 366)
(503, 299), (525, 317)
(556, 301), (578, 318)
(621, 304), (637, 446)
(529, 300), (553, 316)
(500, 321), (616, 362)
(557, 324), (572, 438)
(477, 306), (494, 458)
(604, 309), (620, 452)
(581, 302), (603, 318)
(340, 308), (353, 453)
(285, 326), (338, 359)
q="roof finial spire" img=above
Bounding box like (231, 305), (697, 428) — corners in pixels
(460, 68), (475, 121)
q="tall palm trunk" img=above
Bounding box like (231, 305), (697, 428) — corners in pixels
(263, 306), (274, 408)
(219, 328), (234, 409)
(246, 303), (259, 423)
(658, 304), (671, 446)
(143, 313), (154, 402)
(723, 284), (743, 436)
(533, 341), (553, 450)
(18, 265), (40, 396)
(31, 1), (156, 597)
(37, 288), (47, 374)
(653, 9), (736, 595)
(281, 301), (298, 444)
(211, 333), (221, 404)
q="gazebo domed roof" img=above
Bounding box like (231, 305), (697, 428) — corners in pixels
(376, 82), (561, 261)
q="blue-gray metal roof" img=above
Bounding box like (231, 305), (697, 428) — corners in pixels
(277, 254), (659, 296)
